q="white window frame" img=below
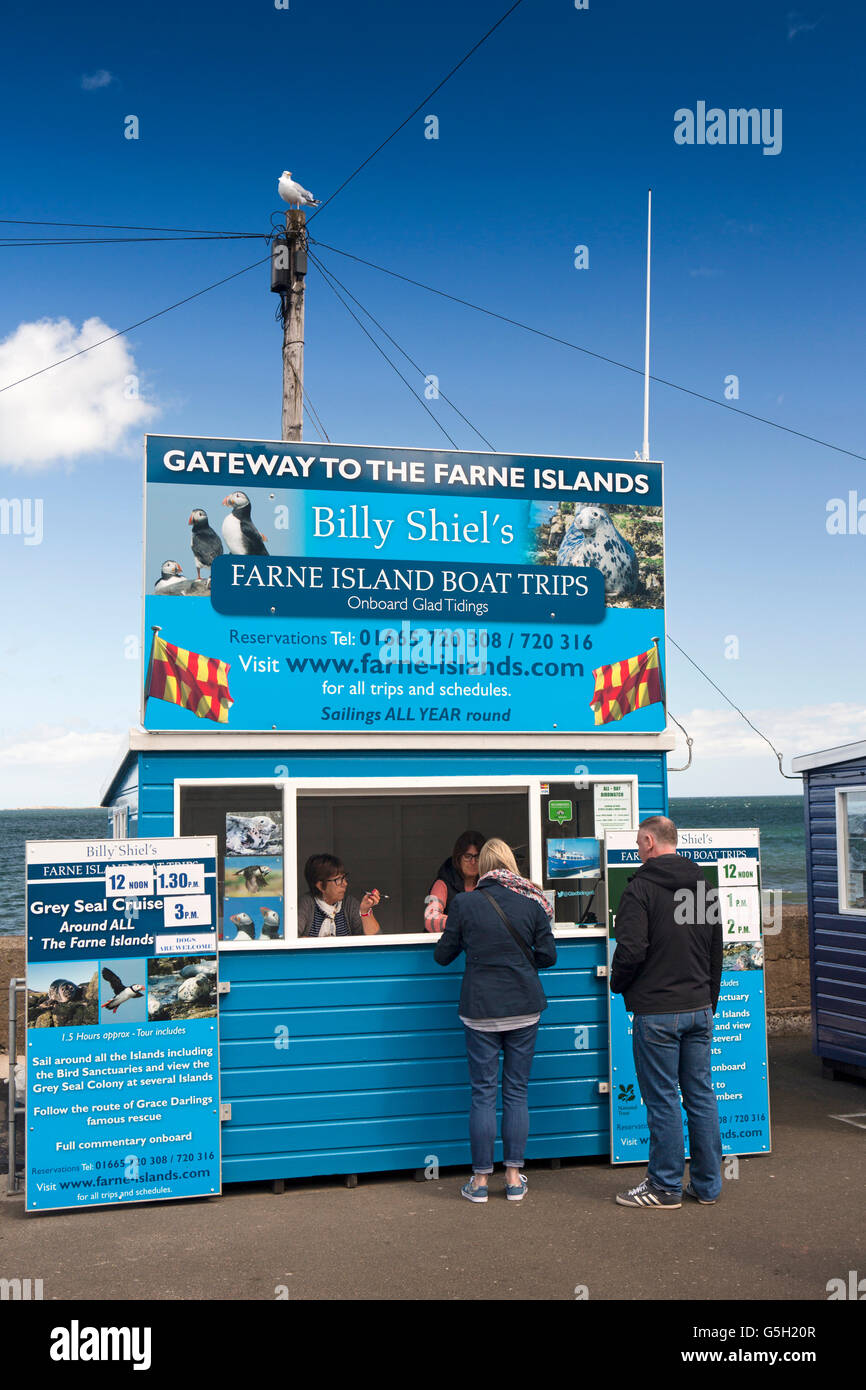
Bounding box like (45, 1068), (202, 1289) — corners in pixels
(174, 773), (636, 948)
(835, 787), (866, 916)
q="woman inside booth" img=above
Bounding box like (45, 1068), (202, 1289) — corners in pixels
(298, 853), (381, 937)
(424, 830), (486, 932)
(433, 837), (556, 1203)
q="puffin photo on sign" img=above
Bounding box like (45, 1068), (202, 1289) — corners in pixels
(146, 483), (276, 599)
(223, 897), (283, 942)
(99, 960), (147, 1022)
(225, 855), (283, 897)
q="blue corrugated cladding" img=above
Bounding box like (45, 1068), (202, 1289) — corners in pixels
(804, 760), (866, 1070)
(119, 746), (667, 1181)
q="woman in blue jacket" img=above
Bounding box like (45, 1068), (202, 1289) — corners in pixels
(433, 837), (557, 1203)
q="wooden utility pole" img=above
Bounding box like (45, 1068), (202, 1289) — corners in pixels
(279, 208), (307, 441)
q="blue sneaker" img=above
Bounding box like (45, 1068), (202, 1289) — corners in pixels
(461, 1179), (489, 1203)
(616, 1178), (681, 1208)
(685, 1182), (718, 1205)
(505, 1174), (528, 1201)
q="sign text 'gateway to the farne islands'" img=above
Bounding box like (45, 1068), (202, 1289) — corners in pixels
(142, 436), (666, 734)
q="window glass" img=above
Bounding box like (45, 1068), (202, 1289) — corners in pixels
(841, 790), (866, 910)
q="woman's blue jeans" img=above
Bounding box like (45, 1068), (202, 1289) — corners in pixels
(632, 1008), (723, 1200)
(463, 1021), (539, 1172)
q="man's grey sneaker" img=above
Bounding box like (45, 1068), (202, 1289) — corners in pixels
(505, 1174), (528, 1201)
(461, 1179), (488, 1203)
(615, 1178), (681, 1208)
(685, 1181), (718, 1205)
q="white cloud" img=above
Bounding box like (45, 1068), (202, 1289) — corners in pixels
(786, 12), (819, 40)
(0, 727), (123, 767)
(670, 702), (866, 763)
(0, 318), (157, 469)
(81, 69), (114, 90)
(0, 727), (128, 807)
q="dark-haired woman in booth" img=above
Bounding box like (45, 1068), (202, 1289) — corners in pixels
(298, 853), (381, 937)
(424, 831), (486, 933)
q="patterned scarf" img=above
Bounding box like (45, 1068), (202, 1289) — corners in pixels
(315, 896), (339, 937)
(477, 868), (553, 920)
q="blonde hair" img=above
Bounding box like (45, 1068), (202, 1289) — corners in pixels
(478, 838), (519, 877)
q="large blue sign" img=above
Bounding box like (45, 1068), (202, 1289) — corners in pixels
(142, 436), (666, 733)
(25, 838), (221, 1212)
(605, 829), (771, 1165)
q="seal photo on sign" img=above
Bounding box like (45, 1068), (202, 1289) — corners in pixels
(27, 971), (98, 1028)
(225, 812), (283, 856)
(555, 505), (638, 600)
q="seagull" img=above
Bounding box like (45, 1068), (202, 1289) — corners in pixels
(278, 170), (320, 208)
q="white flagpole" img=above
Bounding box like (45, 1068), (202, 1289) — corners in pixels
(642, 188), (652, 462)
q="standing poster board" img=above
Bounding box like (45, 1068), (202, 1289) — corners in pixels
(25, 837), (221, 1211)
(605, 828), (771, 1165)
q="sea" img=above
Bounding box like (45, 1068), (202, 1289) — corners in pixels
(0, 796), (807, 937)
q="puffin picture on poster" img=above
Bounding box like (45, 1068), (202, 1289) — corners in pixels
(223, 897), (283, 942)
(145, 481), (280, 600)
(99, 959), (147, 1022)
(225, 855), (283, 897)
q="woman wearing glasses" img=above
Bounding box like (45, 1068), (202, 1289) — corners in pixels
(298, 853), (381, 937)
(424, 831), (486, 933)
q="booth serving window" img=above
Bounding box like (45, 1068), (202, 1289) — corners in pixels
(836, 788), (866, 914)
(175, 775), (637, 947)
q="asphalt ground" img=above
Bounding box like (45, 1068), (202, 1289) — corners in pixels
(2, 1034), (864, 1305)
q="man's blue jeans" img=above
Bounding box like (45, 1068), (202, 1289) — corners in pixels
(632, 1009), (723, 1200)
(463, 1022), (539, 1172)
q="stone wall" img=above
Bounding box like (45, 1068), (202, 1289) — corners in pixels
(762, 905), (811, 1012)
(1, 915), (814, 1065)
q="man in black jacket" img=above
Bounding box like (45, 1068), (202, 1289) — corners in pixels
(610, 816), (723, 1208)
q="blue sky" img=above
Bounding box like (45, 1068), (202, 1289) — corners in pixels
(0, 0), (863, 803)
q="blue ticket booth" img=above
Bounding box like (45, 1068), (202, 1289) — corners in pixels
(101, 733), (673, 1182)
(792, 740), (866, 1081)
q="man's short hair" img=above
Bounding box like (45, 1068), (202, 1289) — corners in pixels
(304, 853), (345, 893)
(638, 815), (678, 846)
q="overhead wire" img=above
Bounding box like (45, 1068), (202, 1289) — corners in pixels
(0, 217), (265, 235)
(666, 635), (800, 779)
(0, 234), (266, 247)
(307, 0), (527, 221)
(0, 252), (271, 396)
(0, 3), (524, 395)
(308, 248), (495, 449)
(312, 257), (460, 448)
(0, 3), (822, 775)
(308, 237), (866, 465)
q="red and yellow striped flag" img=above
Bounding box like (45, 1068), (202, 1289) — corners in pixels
(590, 644), (663, 726)
(146, 634), (233, 724)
